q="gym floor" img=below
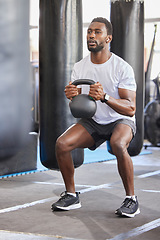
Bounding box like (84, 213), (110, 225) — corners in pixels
(0, 141), (160, 240)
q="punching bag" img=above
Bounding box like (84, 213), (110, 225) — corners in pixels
(0, 0), (32, 159)
(110, 0), (144, 156)
(39, 0), (84, 169)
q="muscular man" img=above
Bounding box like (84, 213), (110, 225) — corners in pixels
(51, 17), (140, 218)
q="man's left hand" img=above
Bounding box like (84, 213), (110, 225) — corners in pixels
(89, 82), (105, 101)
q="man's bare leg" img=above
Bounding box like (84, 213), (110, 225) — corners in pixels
(110, 124), (134, 196)
(55, 123), (95, 193)
(110, 124), (140, 217)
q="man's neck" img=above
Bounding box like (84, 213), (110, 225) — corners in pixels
(90, 50), (111, 64)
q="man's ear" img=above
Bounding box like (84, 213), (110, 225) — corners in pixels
(106, 35), (112, 43)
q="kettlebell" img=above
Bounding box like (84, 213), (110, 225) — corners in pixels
(69, 79), (97, 118)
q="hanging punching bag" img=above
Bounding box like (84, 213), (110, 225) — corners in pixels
(39, 0), (84, 169)
(0, 0), (32, 159)
(110, 0), (144, 156)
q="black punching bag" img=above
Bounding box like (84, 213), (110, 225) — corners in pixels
(110, 0), (144, 156)
(39, 0), (84, 169)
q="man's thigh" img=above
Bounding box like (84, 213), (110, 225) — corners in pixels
(110, 123), (133, 146)
(60, 123), (95, 149)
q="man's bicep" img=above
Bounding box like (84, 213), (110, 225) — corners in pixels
(118, 88), (136, 103)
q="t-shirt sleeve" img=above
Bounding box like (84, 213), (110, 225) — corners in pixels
(71, 63), (82, 89)
(71, 66), (78, 82)
(118, 64), (137, 92)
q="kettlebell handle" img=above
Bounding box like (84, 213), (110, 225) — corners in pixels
(72, 79), (95, 86)
(69, 79), (97, 118)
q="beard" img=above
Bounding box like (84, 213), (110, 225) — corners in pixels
(87, 40), (104, 52)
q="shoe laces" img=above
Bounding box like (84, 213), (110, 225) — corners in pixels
(122, 197), (136, 209)
(59, 191), (69, 200)
(59, 191), (80, 200)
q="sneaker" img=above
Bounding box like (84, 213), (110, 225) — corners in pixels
(51, 191), (81, 211)
(115, 196), (140, 218)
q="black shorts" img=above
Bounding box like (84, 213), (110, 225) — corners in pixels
(78, 118), (136, 150)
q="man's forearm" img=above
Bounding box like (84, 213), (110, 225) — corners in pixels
(104, 96), (136, 117)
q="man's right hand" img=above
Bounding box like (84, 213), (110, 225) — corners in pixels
(64, 81), (79, 100)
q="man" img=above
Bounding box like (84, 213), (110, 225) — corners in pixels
(51, 17), (140, 218)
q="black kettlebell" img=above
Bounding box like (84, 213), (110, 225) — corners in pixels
(69, 79), (97, 118)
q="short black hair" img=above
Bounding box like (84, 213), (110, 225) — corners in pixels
(91, 17), (113, 35)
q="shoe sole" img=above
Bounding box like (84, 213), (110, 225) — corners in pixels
(52, 202), (81, 211)
(115, 208), (140, 218)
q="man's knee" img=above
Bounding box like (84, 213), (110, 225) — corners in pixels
(110, 138), (128, 156)
(56, 136), (70, 153)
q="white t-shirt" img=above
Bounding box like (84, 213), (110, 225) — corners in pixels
(71, 53), (136, 125)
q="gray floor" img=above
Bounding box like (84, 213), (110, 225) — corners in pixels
(0, 142), (160, 240)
